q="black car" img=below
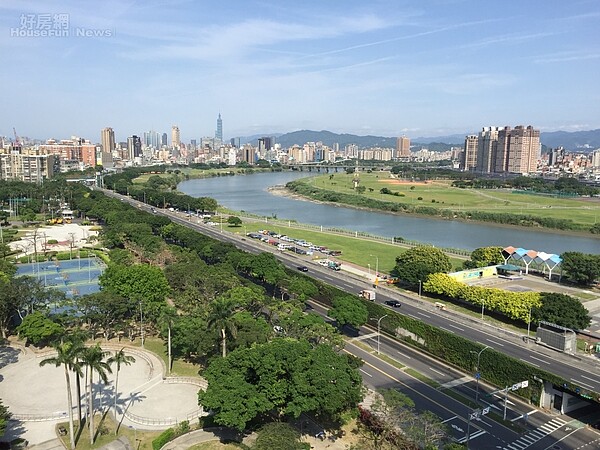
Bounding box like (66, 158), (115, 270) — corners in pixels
(385, 300), (401, 308)
(297, 266), (309, 272)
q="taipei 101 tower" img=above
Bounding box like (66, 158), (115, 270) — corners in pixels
(216, 113), (223, 141)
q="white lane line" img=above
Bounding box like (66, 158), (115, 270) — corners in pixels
(448, 324), (464, 331)
(397, 351), (412, 360)
(529, 356), (551, 365)
(520, 358), (538, 367)
(489, 335), (514, 345)
(416, 311), (431, 318)
(441, 415), (457, 423)
(360, 369), (373, 378)
(485, 339), (504, 347)
(469, 430), (487, 439)
(429, 367), (445, 376)
(440, 327), (454, 333)
(571, 379), (595, 390)
(403, 313), (419, 320)
(581, 375), (600, 383)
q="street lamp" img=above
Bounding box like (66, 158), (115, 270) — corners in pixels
(139, 301), (144, 349)
(377, 315), (388, 355)
(481, 300), (485, 320)
(418, 280), (422, 297)
(471, 345), (490, 402)
(526, 307), (532, 343)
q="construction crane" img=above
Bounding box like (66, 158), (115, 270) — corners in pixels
(13, 127), (21, 146)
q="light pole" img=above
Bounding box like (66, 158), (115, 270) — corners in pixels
(472, 345), (490, 402)
(370, 254), (379, 277)
(377, 315), (388, 355)
(418, 280), (422, 297)
(526, 307), (532, 343)
(139, 301), (144, 348)
(481, 300), (485, 320)
(368, 263), (371, 276)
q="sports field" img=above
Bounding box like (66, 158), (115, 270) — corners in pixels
(305, 172), (600, 229)
(15, 257), (104, 298)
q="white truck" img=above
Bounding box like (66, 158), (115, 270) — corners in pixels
(359, 290), (377, 301)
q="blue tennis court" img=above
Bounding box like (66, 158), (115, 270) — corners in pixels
(16, 257), (105, 298)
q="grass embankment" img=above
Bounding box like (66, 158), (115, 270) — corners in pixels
(302, 173), (600, 231)
(224, 223), (465, 273)
(133, 167), (272, 184)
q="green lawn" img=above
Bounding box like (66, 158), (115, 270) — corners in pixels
(307, 172), (600, 228)
(232, 223), (466, 274)
(142, 337), (202, 377)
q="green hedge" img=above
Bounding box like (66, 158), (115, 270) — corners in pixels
(423, 273), (541, 322)
(152, 428), (174, 450)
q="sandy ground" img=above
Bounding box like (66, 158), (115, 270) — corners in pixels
(8, 223), (99, 256)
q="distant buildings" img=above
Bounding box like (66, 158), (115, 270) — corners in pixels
(101, 127), (115, 166)
(396, 136), (411, 158)
(171, 125), (180, 148)
(462, 125), (540, 175)
(216, 113), (223, 141)
(0, 148), (59, 183)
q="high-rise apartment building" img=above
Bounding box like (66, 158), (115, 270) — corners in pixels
(171, 125), (181, 148)
(396, 136), (410, 158)
(127, 135), (142, 161)
(258, 137), (272, 154)
(216, 113), (223, 141)
(495, 126), (540, 174)
(0, 150), (59, 182)
(592, 149), (600, 168)
(462, 135), (478, 171)
(476, 126), (500, 173)
(101, 127), (115, 166)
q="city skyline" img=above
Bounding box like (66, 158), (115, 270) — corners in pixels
(1, 0), (599, 141)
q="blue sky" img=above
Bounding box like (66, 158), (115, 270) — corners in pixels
(1, 0), (599, 143)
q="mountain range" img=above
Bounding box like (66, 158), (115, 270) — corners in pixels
(236, 129), (600, 152)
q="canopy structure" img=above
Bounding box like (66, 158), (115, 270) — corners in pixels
(502, 246), (562, 279)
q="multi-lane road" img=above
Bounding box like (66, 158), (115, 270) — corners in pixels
(106, 190), (600, 447)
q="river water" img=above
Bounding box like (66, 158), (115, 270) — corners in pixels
(178, 172), (600, 254)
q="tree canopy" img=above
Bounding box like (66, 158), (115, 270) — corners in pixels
(533, 293), (592, 330)
(560, 252), (600, 286)
(394, 246), (452, 286)
(328, 295), (369, 329)
(463, 246), (503, 269)
(198, 339), (363, 431)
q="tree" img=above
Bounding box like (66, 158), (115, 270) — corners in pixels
(253, 422), (304, 450)
(463, 246), (503, 269)
(81, 344), (112, 444)
(0, 400), (11, 438)
(533, 293), (592, 330)
(394, 246), (452, 286)
(227, 216), (242, 227)
(207, 297), (238, 357)
(328, 295), (368, 329)
(560, 252), (600, 286)
(40, 340), (85, 450)
(107, 347), (135, 426)
(198, 339), (363, 431)
(16, 311), (64, 347)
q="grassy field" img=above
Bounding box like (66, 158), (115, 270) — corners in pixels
(141, 337), (202, 377)
(226, 222), (466, 273)
(305, 172), (600, 228)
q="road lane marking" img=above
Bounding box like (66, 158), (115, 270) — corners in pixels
(529, 356), (551, 365)
(441, 415), (457, 423)
(520, 358), (538, 367)
(448, 324), (464, 331)
(571, 379), (595, 390)
(440, 327), (454, 333)
(429, 367), (445, 376)
(416, 311), (431, 318)
(397, 351), (411, 360)
(485, 339), (504, 347)
(359, 368), (373, 378)
(354, 332), (378, 341)
(581, 375), (600, 383)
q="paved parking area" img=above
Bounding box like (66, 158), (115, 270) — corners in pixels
(0, 343), (201, 445)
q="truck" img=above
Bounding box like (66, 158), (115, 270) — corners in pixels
(359, 290), (377, 301)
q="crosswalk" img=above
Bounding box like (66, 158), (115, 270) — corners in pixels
(504, 417), (567, 449)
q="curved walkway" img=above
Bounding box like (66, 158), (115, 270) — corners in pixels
(0, 340), (204, 445)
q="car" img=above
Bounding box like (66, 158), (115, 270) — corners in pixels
(297, 266), (309, 272)
(385, 300), (401, 308)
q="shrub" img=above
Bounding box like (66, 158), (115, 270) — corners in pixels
(417, 197), (423, 200)
(47, 239), (58, 244)
(152, 428), (174, 450)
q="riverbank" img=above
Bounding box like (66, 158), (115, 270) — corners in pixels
(275, 181), (600, 240)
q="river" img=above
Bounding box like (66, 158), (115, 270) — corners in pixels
(178, 171), (600, 254)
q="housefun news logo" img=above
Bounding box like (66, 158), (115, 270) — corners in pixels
(10, 13), (114, 38)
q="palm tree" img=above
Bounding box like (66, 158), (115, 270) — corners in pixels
(207, 298), (237, 358)
(107, 347), (135, 428)
(158, 307), (177, 373)
(81, 345), (112, 444)
(40, 341), (83, 450)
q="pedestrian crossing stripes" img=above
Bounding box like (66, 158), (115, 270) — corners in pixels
(504, 418), (567, 450)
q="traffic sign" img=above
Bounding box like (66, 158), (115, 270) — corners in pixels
(475, 372), (481, 380)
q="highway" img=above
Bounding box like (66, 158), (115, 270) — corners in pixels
(105, 190), (600, 447)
